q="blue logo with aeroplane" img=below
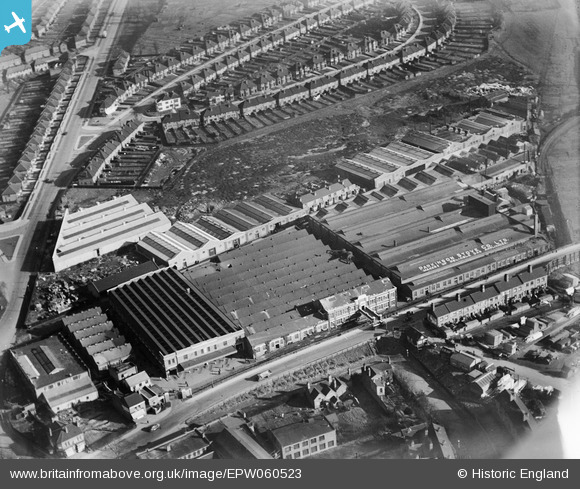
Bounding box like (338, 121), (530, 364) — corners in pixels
(0, 0), (32, 54)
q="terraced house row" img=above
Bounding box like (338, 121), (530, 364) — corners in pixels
(160, 14), (457, 132)
(101, 0), (446, 117)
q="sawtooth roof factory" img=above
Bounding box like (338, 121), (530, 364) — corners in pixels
(109, 267), (244, 376)
(109, 228), (395, 372)
(137, 194), (307, 268)
(183, 228), (396, 358)
(308, 180), (550, 300)
(52, 195), (171, 272)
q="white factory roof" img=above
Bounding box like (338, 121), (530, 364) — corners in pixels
(53, 195), (171, 271)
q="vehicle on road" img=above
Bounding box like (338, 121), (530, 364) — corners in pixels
(149, 423), (160, 432)
(256, 369), (272, 381)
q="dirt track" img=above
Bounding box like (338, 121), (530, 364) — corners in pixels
(493, 0), (580, 247)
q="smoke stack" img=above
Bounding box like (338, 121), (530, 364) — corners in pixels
(534, 213), (539, 238)
(504, 273), (509, 282)
(528, 264), (533, 273)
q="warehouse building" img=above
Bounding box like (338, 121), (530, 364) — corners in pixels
(52, 195), (171, 272)
(308, 181), (549, 299)
(10, 335), (99, 414)
(109, 267), (244, 376)
(183, 228), (395, 358)
(336, 108), (527, 190)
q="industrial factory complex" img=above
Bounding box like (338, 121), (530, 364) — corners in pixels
(2, 0), (579, 462)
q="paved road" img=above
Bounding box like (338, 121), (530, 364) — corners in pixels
(0, 0), (129, 458)
(78, 327), (378, 458)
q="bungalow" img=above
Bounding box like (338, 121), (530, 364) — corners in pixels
(239, 95), (277, 116)
(276, 84), (310, 106)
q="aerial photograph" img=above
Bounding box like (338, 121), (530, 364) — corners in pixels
(0, 0), (579, 461)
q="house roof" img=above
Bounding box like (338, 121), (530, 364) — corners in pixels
(270, 417), (335, 448)
(123, 392), (145, 408)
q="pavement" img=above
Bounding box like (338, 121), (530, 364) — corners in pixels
(0, 0), (129, 459)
